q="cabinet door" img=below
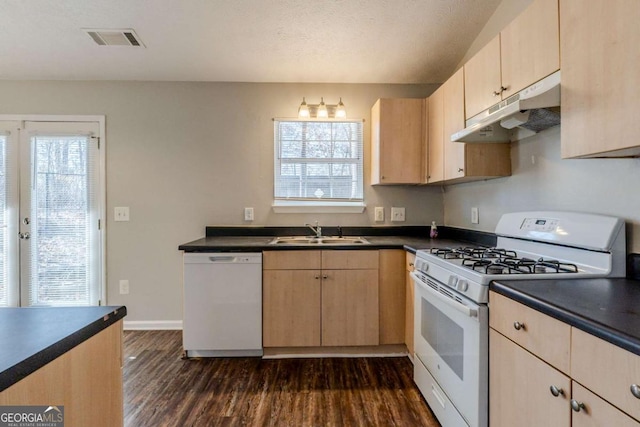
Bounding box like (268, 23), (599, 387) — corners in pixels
(571, 327), (640, 421)
(371, 98), (424, 184)
(427, 87), (444, 183)
(322, 269), (379, 346)
(443, 68), (466, 181)
(560, 0), (640, 158)
(463, 35), (501, 119)
(500, 0), (559, 99)
(489, 291), (571, 374)
(490, 329), (570, 427)
(263, 270), (321, 347)
(405, 252), (416, 355)
(379, 249), (405, 345)
(572, 382), (640, 427)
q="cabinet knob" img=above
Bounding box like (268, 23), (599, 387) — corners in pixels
(381, 175), (385, 180)
(322, 275), (328, 279)
(631, 384), (640, 399)
(549, 385), (564, 397)
(457, 168), (464, 173)
(314, 275), (320, 280)
(570, 399), (586, 412)
(513, 321), (525, 331)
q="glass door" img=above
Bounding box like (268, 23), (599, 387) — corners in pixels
(0, 120), (103, 307)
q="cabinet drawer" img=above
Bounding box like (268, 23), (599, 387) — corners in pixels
(322, 250), (378, 269)
(572, 382), (639, 427)
(571, 328), (640, 421)
(489, 291), (570, 374)
(263, 250), (321, 270)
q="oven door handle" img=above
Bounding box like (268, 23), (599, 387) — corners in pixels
(411, 272), (478, 318)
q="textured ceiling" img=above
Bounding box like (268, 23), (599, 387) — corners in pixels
(0, 0), (501, 83)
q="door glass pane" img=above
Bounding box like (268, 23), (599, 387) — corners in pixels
(29, 135), (93, 306)
(0, 135), (7, 306)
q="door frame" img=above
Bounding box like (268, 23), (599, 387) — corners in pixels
(0, 115), (106, 305)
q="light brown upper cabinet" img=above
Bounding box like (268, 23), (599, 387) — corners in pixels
(464, 0), (560, 120)
(426, 87), (444, 184)
(561, 0), (640, 158)
(371, 98), (425, 185)
(426, 69), (511, 184)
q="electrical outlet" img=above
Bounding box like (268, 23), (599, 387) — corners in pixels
(471, 207), (479, 224)
(244, 207), (254, 221)
(114, 207), (130, 222)
(119, 279), (129, 295)
(374, 207), (384, 222)
(391, 207), (405, 222)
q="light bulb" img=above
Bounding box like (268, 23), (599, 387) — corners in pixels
(298, 97), (310, 118)
(317, 97), (329, 118)
(335, 97), (347, 119)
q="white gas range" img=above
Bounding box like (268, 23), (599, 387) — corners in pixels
(411, 211), (626, 427)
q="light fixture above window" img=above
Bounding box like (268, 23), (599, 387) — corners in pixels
(297, 97), (347, 119)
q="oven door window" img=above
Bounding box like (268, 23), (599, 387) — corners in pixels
(421, 297), (464, 380)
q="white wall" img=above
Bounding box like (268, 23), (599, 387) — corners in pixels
(0, 80), (442, 322)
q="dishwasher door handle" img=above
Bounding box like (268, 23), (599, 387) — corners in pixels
(208, 256), (236, 262)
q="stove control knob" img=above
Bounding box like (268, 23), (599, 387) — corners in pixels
(448, 276), (458, 287)
(458, 280), (468, 292)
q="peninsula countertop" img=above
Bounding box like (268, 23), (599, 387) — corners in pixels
(0, 305), (127, 392)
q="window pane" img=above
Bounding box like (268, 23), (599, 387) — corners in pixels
(274, 120), (363, 201)
(30, 135), (92, 306)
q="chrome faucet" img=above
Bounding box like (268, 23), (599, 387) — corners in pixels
(305, 221), (322, 238)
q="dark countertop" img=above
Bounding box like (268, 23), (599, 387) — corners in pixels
(178, 225), (498, 253)
(491, 279), (640, 356)
(177, 235), (469, 254)
(0, 305), (127, 392)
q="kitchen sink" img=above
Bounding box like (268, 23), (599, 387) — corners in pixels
(268, 236), (370, 245)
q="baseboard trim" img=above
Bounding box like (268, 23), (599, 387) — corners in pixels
(124, 320), (183, 330)
(262, 344), (408, 359)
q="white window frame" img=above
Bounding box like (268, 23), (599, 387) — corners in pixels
(0, 115), (106, 306)
(272, 118), (365, 214)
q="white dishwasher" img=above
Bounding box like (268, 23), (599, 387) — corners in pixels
(183, 252), (262, 357)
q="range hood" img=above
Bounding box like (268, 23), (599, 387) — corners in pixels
(451, 71), (561, 143)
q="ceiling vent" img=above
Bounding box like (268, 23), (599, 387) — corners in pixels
(83, 29), (145, 47)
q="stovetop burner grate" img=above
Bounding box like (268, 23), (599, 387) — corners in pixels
(433, 247), (580, 275)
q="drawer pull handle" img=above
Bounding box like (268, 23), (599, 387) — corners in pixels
(570, 399), (586, 412)
(631, 384), (640, 399)
(549, 385), (564, 397)
(513, 321), (525, 331)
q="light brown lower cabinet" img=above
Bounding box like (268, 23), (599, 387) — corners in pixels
(489, 328), (570, 427)
(489, 290), (640, 427)
(405, 252), (416, 356)
(263, 250), (379, 347)
(262, 269), (322, 347)
(378, 249), (406, 345)
(322, 269), (379, 346)
(0, 320), (124, 427)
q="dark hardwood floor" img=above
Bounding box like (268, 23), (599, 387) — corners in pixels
(123, 330), (440, 427)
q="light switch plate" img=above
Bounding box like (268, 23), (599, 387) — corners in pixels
(119, 279), (129, 295)
(244, 207), (254, 221)
(374, 207), (384, 222)
(471, 207), (479, 224)
(114, 207), (130, 222)
(391, 207), (405, 222)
